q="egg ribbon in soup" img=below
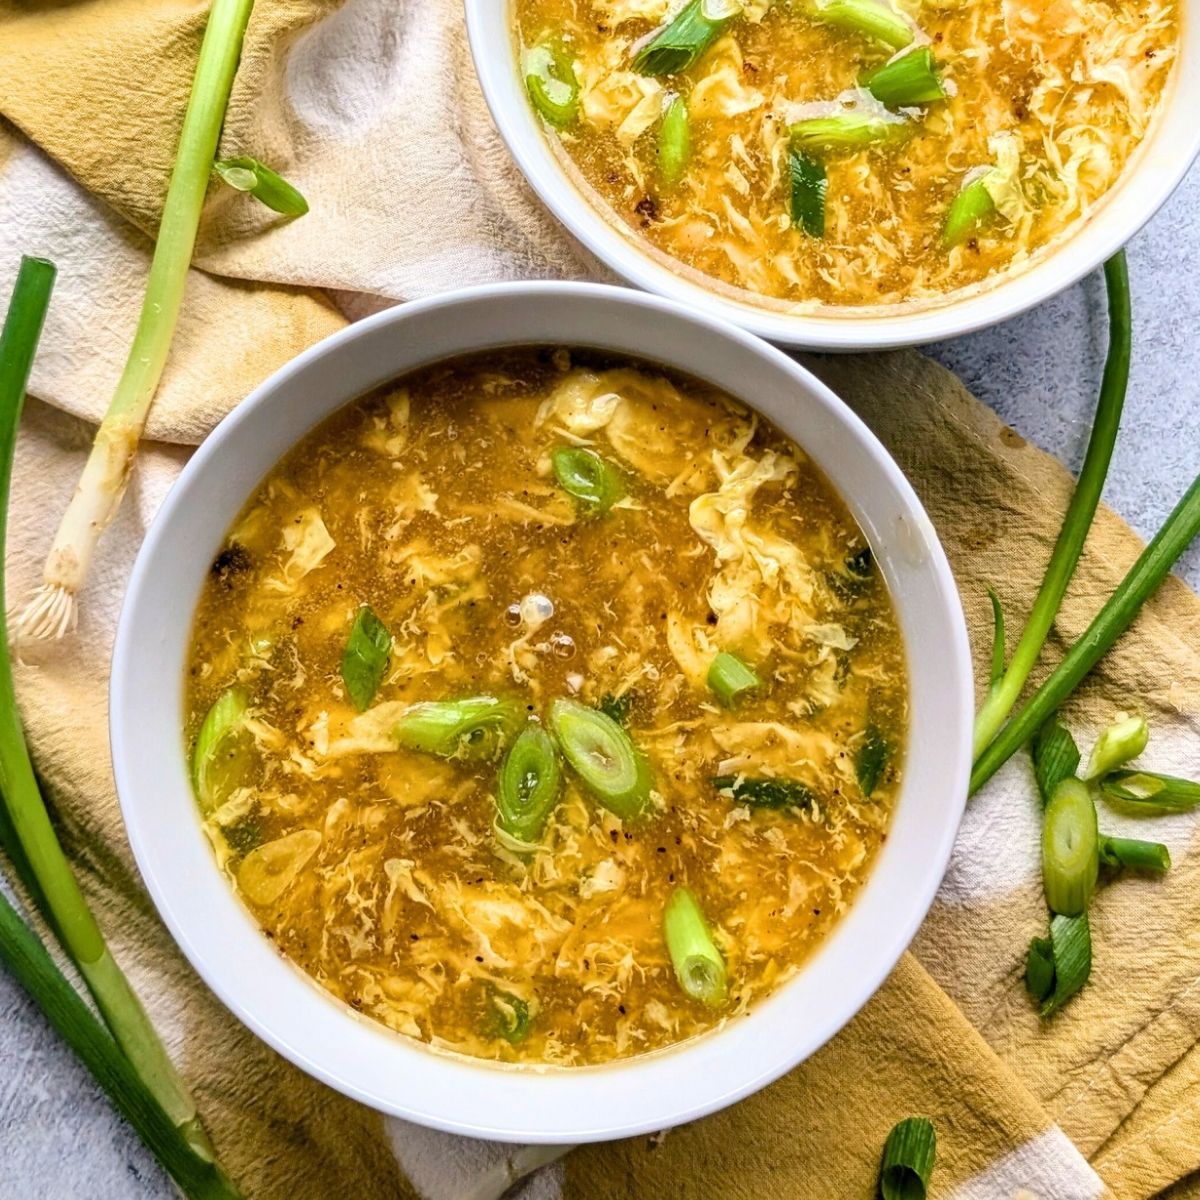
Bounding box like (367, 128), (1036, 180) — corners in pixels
(516, 0), (1177, 308)
(185, 349), (907, 1065)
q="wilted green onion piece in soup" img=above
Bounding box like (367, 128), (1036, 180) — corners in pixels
(184, 347), (906, 1066)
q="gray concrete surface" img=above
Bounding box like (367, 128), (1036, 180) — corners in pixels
(1, 165), (1197, 1199)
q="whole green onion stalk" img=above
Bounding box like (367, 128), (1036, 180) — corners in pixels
(17, 0), (256, 642)
(972, 252), (1131, 760)
(0, 259), (233, 1183)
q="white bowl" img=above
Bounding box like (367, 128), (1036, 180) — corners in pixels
(466, 2), (1200, 350)
(112, 282), (972, 1143)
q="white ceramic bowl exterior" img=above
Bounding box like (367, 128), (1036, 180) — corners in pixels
(467, 2), (1200, 350)
(112, 283), (972, 1143)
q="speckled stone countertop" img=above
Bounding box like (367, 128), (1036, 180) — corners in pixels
(3, 165), (1198, 1199)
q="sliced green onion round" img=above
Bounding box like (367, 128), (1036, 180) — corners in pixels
(496, 724), (563, 843)
(1099, 835), (1170, 873)
(1099, 769), (1200, 812)
(658, 93), (692, 187)
(634, 0), (730, 76)
(551, 446), (625, 514)
(394, 697), (523, 761)
(524, 43), (580, 128)
(549, 698), (652, 819)
(1083, 713), (1148, 780)
(1042, 777), (1099, 916)
(878, 1117), (936, 1200)
(491, 992), (532, 1043)
(1031, 716), (1081, 806)
(811, 0), (914, 49)
(340, 604), (391, 712)
(864, 47), (945, 108)
(213, 156), (308, 217)
(789, 113), (908, 154)
(943, 176), (995, 247)
(788, 148), (827, 238)
(663, 887), (727, 1007)
(191, 687), (252, 813)
(706, 651), (761, 707)
(1041, 911), (1091, 1017)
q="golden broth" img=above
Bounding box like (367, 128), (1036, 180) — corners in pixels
(184, 349), (907, 1065)
(514, 0), (1177, 307)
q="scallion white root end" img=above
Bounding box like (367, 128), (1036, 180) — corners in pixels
(16, 582), (76, 642)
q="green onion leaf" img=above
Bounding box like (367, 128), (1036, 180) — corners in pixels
(707, 651), (762, 707)
(856, 722), (891, 796)
(986, 585), (1006, 691)
(663, 886), (727, 1007)
(191, 687), (252, 814)
(658, 93), (692, 186)
(394, 697), (523, 761)
(789, 112), (909, 154)
(496, 724), (563, 844)
(788, 148), (827, 238)
(551, 446), (625, 515)
(1031, 716), (1081, 808)
(1083, 713), (1148, 780)
(1041, 912), (1091, 1018)
(865, 47), (945, 108)
(634, 0), (731, 76)
(713, 775), (815, 810)
(1099, 769), (1200, 812)
(1025, 935), (1055, 1003)
(943, 177), (996, 247)
(1099, 835), (1170, 873)
(1041, 777), (1099, 917)
(549, 698), (653, 819)
(340, 605), (391, 712)
(811, 0), (914, 47)
(598, 691), (635, 725)
(524, 42), (581, 128)
(879, 1117), (936, 1200)
(213, 156), (309, 217)
(491, 991), (532, 1044)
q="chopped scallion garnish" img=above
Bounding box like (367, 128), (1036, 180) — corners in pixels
(551, 446), (625, 515)
(1025, 935), (1056, 1003)
(1041, 777), (1099, 917)
(942, 177), (995, 247)
(713, 775), (815, 810)
(634, 0), (732, 76)
(1039, 912), (1092, 1018)
(788, 148), (827, 237)
(491, 991), (532, 1044)
(213, 156), (308, 217)
(789, 112), (908, 154)
(1099, 769), (1200, 812)
(864, 47), (945, 108)
(394, 697), (523, 761)
(1031, 716), (1081, 807)
(496, 723), (563, 844)
(658, 93), (692, 187)
(549, 698), (653, 819)
(986, 585), (1007, 692)
(856, 722), (890, 796)
(1083, 713), (1148, 780)
(878, 1117), (936, 1200)
(810, 0), (914, 47)
(340, 605), (391, 711)
(1099, 835), (1170, 873)
(191, 687), (252, 814)
(524, 42), (581, 127)
(706, 651), (761, 707)
(663, 887), (727, 1007)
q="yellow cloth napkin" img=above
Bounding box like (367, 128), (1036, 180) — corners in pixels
(1, 2), (1198, 1198)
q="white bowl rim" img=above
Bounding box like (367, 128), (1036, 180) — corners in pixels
(111, 280), (973, 1143)
(465, 0), (1200, 350)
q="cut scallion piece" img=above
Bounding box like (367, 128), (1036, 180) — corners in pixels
(865, 47), (944, 107)
(788, 148), (827, 237)
(491, 991), (532, 1044)
(943, 177), (995, 247)
(1025, 935), (1055, 1003)
(191, 687), (252, 814)
(524, 42), (580, 127)
(1040, 912), (1091, 1018)
(1099, 835), (1170, 873)
(663, 887), (727, 1007)
(986, 586), (1007, 692)
(1031, 717), (1081, 808)
(856, 722), (890, 796)
(658, 93), (691, 187)
(340, 605), (391, 712)
(549, 698), (653, 819)
(634, 0), (731, 76)
(1042, 777), (1099, 917)
(551, 446), (625, 515)
(213, 156), (308, 217)
(496, 724), (563, 844)
(394, 697), (523, 761)
(878, 1117), (936, 1200)
(713, 775), (815, 810)
(1083, 713), (1148, 780)
(1099, 770), (1200, 812)
(789, 112), (908, 154)
(810, 0), (914, 47)
(707, 651), (761, 707)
